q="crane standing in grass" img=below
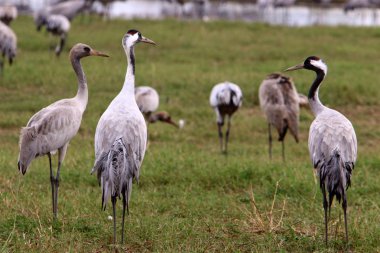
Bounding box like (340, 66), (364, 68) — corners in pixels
(285, 56), (357, 245)
(17, 44), (108, 219)
(0, 20), (16, 73)
(91, 30), (156, 244)
(35, 13), (71, 56)
(135, 86), (178, 128)
(258, 73), (299, 161)
(210, 81), (243, 154)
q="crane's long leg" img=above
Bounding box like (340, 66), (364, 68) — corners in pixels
(53, 144), (68, 218)
(112, 196), (117, 245)
(55, 34), (66, 57)
(225, 116), (232, 155)
(121, 191), (127, 244)
(217, 123), (223, 153)
(48, 152), (55, 217)
(268, 124), (272, 160)
(321, 185), (328, 246)
(281, 140), (285, 162)
(342, 190), (348, 243)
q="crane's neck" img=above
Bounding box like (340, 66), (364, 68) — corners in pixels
(71, 56), (88, 113)
(121, 46), (136, 96)
(308, 69), (326, 116)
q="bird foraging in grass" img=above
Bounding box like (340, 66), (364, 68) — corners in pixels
(285, 56), (357, 245)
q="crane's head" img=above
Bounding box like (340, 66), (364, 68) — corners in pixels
(122, 29), (156, 49)
(70, 43), (109, 59)
(284, 56), (328, 75)
(149, 111), (179, 128)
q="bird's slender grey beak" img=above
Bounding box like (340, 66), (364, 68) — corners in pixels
(284, 63), (304, 72)
(167, 119), (179, 128)
(90, 50), (109, 57)
(140, 36), (156, 45)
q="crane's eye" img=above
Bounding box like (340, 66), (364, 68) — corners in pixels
(84, 47), (90, 53)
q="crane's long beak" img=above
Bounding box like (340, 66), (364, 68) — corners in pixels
(140, 36), (156, 45)
(166, 119), (179, 128)
(90, 50), (109, 57)
(284, 63), (304, 72)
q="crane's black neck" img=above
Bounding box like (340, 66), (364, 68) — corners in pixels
(308, 69), (325, 100)
(129, 47), (135, 75)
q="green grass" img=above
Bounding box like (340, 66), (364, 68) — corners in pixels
(0, 15), (380, 252)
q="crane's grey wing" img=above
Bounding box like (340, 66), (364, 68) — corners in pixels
(258, 76), (286, 130)
(308, 112), (357, 169)
(280, 77), (299, 140)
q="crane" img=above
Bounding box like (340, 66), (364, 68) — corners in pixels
(17, 43), (108, 219)
(135, 86), (178, 127)
(0, 20), (16, 73)
(35, 14), (70, 56)
(91, 30), (156, 244)
(258, 73), (299, 161)
(285, 56), (357, 245)
(209, 81), (242, 154)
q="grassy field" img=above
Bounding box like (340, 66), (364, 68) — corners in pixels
(0, 15), (380, 252)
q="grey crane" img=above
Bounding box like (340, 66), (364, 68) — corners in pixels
(17, 43), (108, 219)
(285, 56), (357, 244)
(35, 13), (71, 56)
(91, 30), (156, 244)
(135, 86), (178, 128)
(0, 5), (17, 25)
(0, 20), (16, 73)
(210, 81), (243, 154)
(258, 73), (299, 161)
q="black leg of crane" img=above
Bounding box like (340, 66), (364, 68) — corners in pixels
(218, 123), (223, 153)
(121, 191), (127, 244)
(322, 185), (328, 246)
(48, 153), (56, 219)
(225, 116), (231, 155)
(112, 196), (117, 245)
(268, 124), (272, 160)
(342, 190), (349, 243)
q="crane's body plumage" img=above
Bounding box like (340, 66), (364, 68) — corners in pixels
(259, 73), (299, 160)
(285, 56), (357, 244)
(210, 81), (242, 153)
(92, 30), (155, 244)
(135, 86), (159, 115)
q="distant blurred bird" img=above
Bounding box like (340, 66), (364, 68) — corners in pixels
(0, 20), (16, 73)
(17, 43), (108, 219)
(35, 14), (70, 56)
(135, 86), (178, 128)
(285, 56), (357, 245)
(36, 0), (88, 21)
(210, 81), (243, 154)
(259, 73), (299, 161)
(91, 30), (155, 244)
(0, 5), (17, 25)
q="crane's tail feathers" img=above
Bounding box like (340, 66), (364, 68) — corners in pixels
(99, 139), (138, 211)
(319, 151), (352, 206)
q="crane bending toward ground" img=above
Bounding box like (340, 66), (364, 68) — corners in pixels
(0, 20), (16, 73)
(210, 81), (242, 154)
(258, 73), (299, 161)
(35, 14), (70, 56)
(91, 30), (156, 244)
(285, 56), (357, 245)
(0, 5), (17, 25)
(135, 86), (178, 127)
(17, 43), (108, 219)
(36, 0), (88, 21)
